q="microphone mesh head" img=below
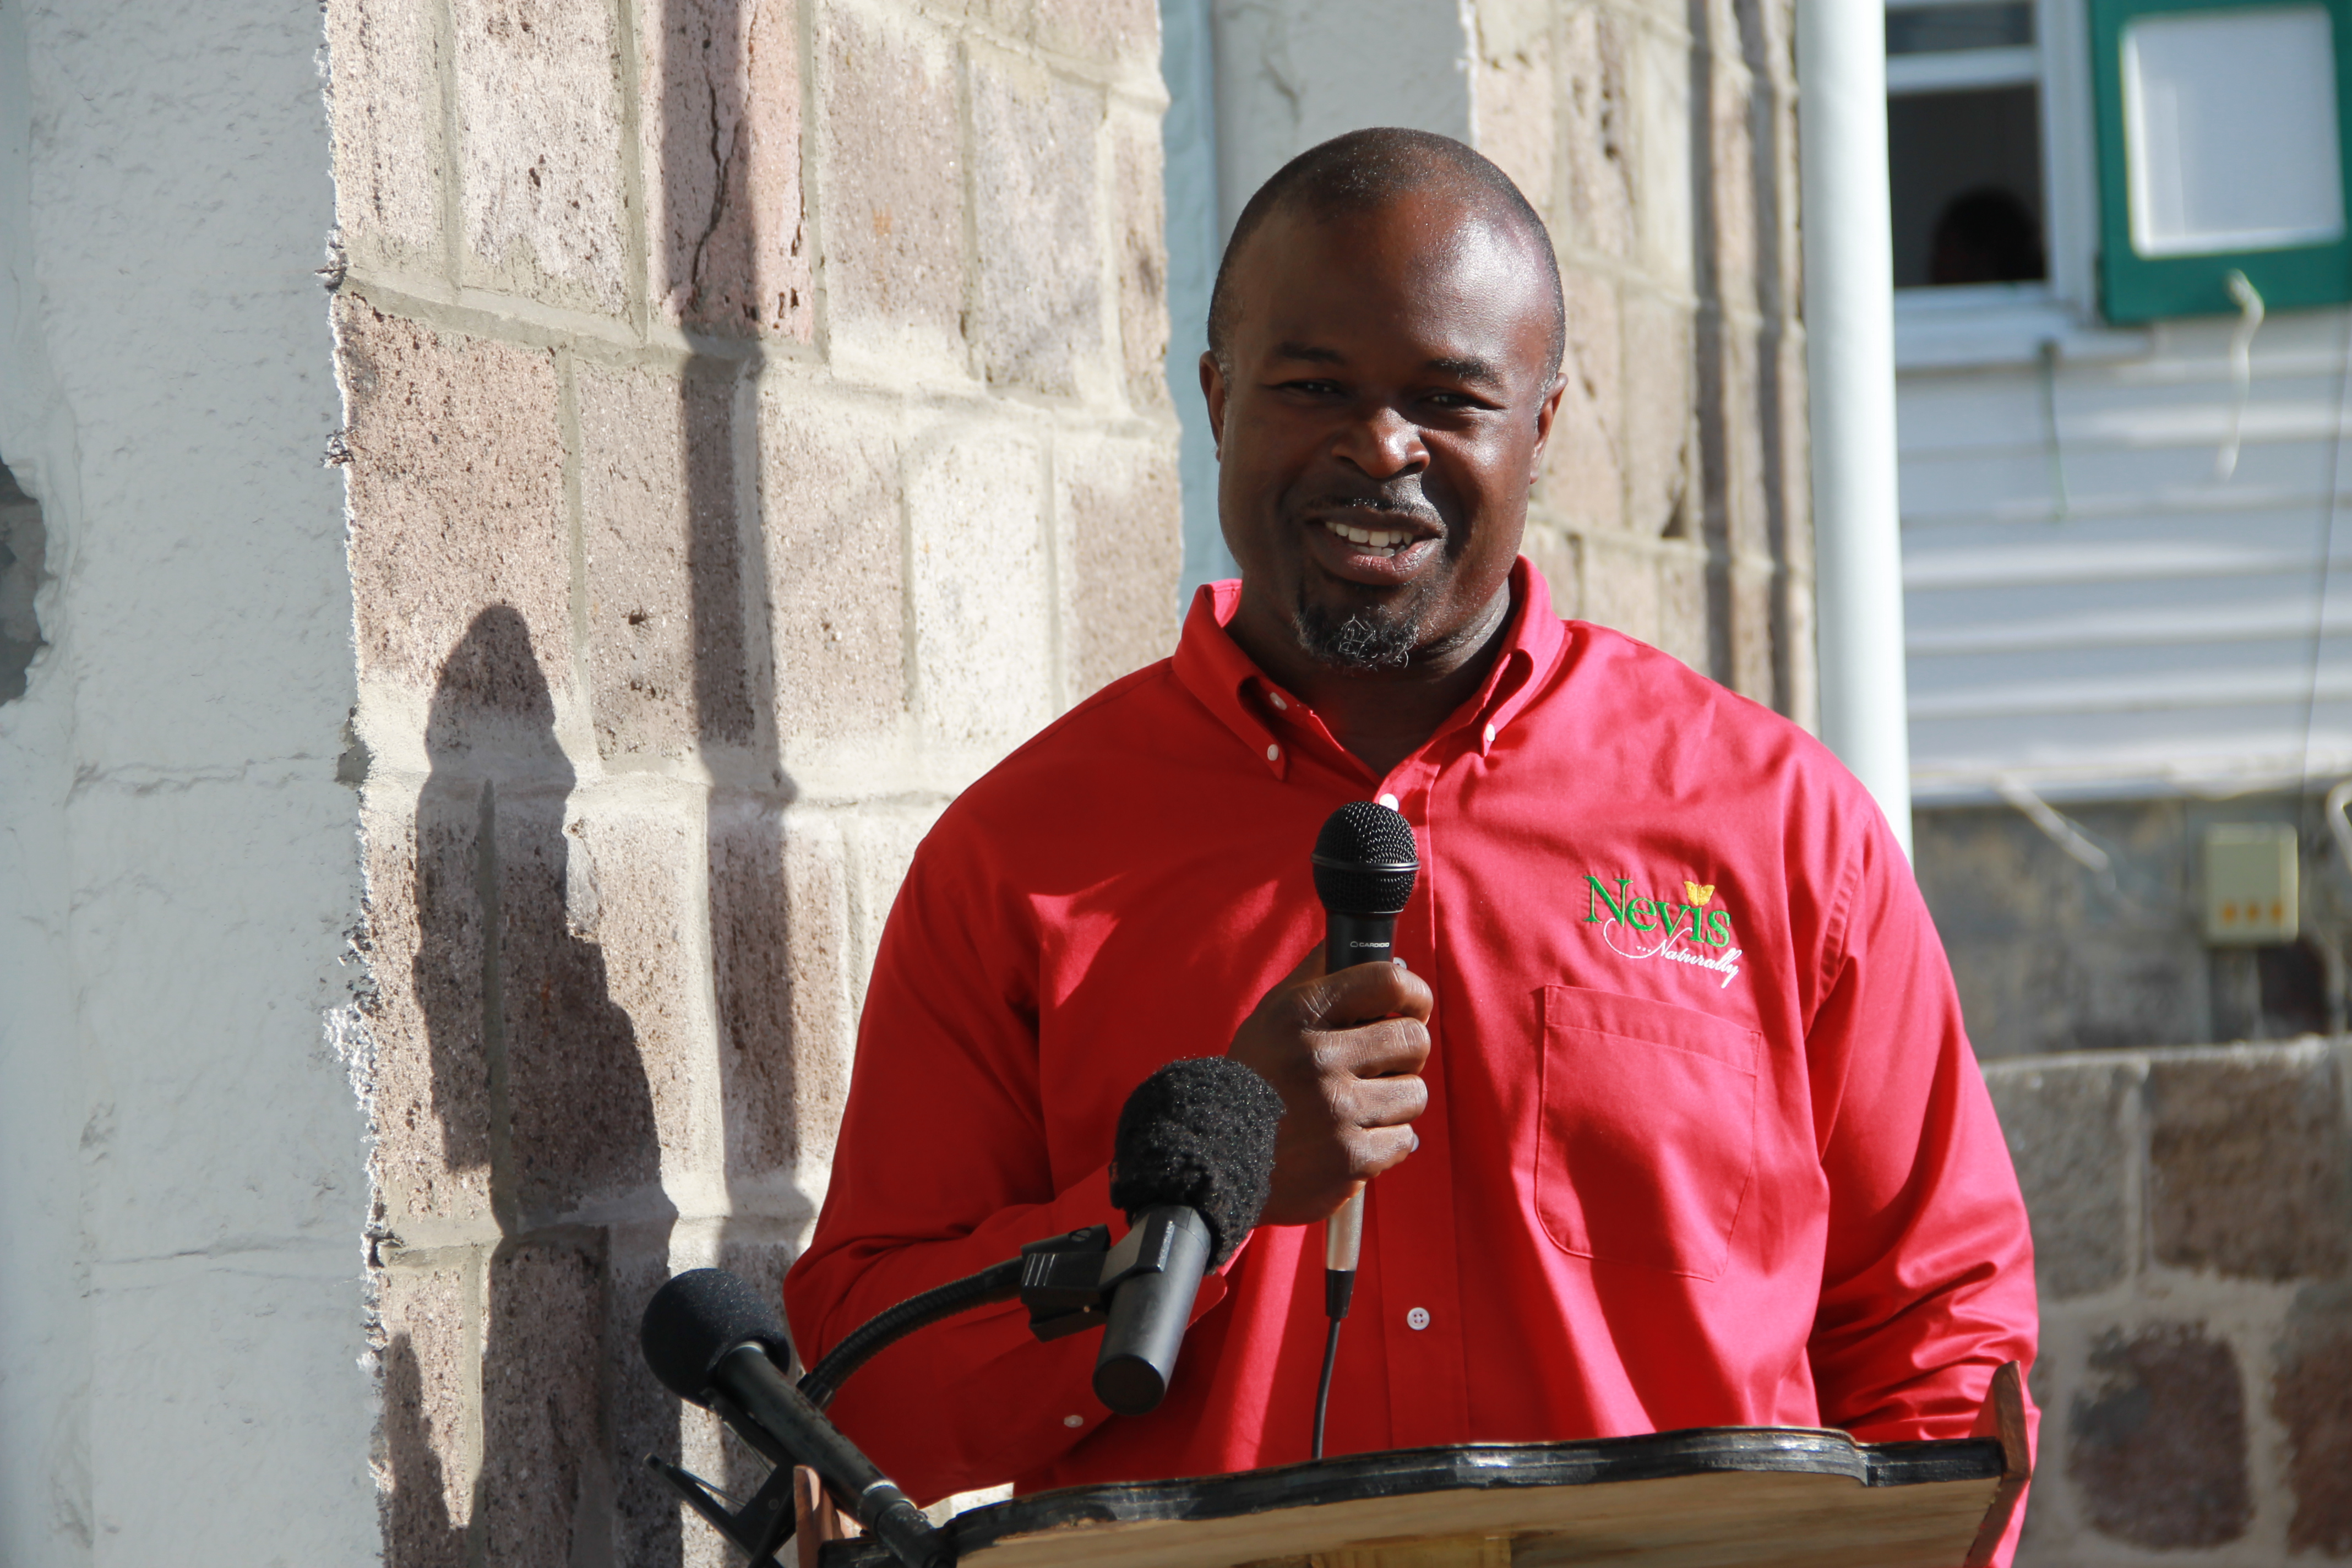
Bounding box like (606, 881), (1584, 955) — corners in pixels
(639, 1268), (794, 1406)
(1311, 800), (1419, 916)
(1107, 1056), (1283, 1269)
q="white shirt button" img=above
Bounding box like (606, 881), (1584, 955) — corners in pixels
(1376, 792), (1400, 809)
(1482, 723), (1497, 747)
(1063, 1414), (1084, 1428)
(1407, 1306), (1431, 1331)
(1269, 692), (1288, 711)
(1266, 743), (1281, 762)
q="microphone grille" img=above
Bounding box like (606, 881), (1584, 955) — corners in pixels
(639, 1268), (794, 1407)
(1311, 800), (1419, 916)
(1108, 1056), (1283, 1269)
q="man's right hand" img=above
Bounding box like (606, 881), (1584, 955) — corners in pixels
(1226, 944), (1433, 1227)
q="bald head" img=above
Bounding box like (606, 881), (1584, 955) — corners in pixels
(1207, 128), (1566, 379)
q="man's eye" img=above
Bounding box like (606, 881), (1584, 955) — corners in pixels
(1282, 379), (1342, 395)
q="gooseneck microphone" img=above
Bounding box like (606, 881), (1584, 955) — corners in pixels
(1308, 799), (1420, 1460)
(1099, 1055), (1283, 1413)
(640, 1270), (948, 1568)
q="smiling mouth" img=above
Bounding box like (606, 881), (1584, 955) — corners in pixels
(1320, 518), (1420, 556)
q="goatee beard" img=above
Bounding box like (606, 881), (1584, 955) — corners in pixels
(1293, 599), (1420, 671)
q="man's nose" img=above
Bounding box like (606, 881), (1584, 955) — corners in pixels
(1333, 405), (1427, 478)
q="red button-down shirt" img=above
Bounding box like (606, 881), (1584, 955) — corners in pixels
(786, 561), (2036, 1526)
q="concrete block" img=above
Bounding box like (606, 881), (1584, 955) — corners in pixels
(1033, 0), (1158, 66)
(905, 428), (1055, 752)
(972, 48), (1104, 396)
(567, 804), (709, 1175)
(1700, 319), (1767, 559)
(756, 386), (908, 751)
(1473, 21), (1559, 228)
(638, 0), (813, 338)
(450, 0), (630, 313)
(493, 776), (671, 1223)
(338, 301), (571, 704)
(1538, 270), (1623, 529)
(1653, 546), (1708, 672)
(1522, 526), (1583, 619)
(375, 1263), (476, 1568)
(1982, 1059), (2132, 1299)
(1578, 533), (1660, 646)
(1558, 4), (1635, 260)
(2275, 1284), (2352, 1554)
(326, 0), (444, 265)
(609, 1229), (688, 1568)
(480, 1237), (608, 1568)
(1703, 64), (1757, 318)
(1727, 558), (1775, 704)
(1055, 432), (1181, 701)
(578, 363), (755, 760)
(1619, 292), (1693, 536)
(708, 799), (856, 1179)
(1633, 20), (1693, 287)
(2068, 1322), (2251, 1548)
(1111, 108), (1172, 413)
(814, 1), (966, 376)
(366, 794), (497, 1230)
(2148, 1048), (2351, 1282)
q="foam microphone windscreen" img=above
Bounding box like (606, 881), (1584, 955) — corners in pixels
(640, 1267), (796, 1406)
(1107, 1056), (1284, 1269)
(1311, 801), (1419, 916)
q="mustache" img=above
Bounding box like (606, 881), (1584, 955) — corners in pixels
(1289, 483), (1444, 529)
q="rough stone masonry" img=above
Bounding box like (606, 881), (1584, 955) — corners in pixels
(324, 0), (1811, 1562)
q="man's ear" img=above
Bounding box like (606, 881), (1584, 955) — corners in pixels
(1527, 372), (1568, 487)
(1200, 352), (1228, 457)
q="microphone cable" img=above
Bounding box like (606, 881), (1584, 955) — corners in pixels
(1313, 1186), (1362, 1460)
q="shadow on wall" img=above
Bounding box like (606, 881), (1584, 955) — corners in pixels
(0, 458), (46, 703)
(380, 606), (678, 1568)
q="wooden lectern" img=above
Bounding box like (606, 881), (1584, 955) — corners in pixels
(809, 1365), (2030, 1568)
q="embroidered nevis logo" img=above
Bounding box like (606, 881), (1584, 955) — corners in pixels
(1582, 873), (1744, 989)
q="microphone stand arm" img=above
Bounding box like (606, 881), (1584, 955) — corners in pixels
(649, 1219), (1196, 1568)
(800, 1218), (1196, 1408)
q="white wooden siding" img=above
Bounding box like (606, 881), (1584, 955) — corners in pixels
(1897, 306), (2352, 801)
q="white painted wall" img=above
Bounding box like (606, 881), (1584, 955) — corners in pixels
(1900, 303), (2352, 803)
(0, 2), (377, 1563)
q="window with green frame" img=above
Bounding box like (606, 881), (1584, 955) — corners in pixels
(2092, 0), (2352, 320)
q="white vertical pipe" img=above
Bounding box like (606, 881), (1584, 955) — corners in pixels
(1798, 0), (1914, 857)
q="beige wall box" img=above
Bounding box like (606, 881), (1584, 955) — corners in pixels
(2202, 823), (2299, 945)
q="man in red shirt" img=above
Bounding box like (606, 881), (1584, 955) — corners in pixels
(786, 127), (2035, 1539)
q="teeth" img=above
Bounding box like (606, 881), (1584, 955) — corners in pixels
(1323, 520), (1411, 553)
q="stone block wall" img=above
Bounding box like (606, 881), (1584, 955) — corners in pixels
(1470, 0), (1812, 720)
(325, 0), (1179, 1560)
(1917, 793), (2352, 1061)
(1984, 1042), (2352, 1563)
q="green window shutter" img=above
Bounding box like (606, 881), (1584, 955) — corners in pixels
(2091, 0), (2352, 321)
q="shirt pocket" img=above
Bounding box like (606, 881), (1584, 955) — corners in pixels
(1533, 984), (1762, 1281)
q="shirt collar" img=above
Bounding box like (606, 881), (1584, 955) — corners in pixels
(1169, 557), (1568, 775)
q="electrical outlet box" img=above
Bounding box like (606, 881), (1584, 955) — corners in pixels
(2203, 824), (2299, 946)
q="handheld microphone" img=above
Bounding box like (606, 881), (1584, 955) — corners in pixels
(639, 1269), (948, 1568)
(1308, 799), (1420, 1458)
(1098, 1055), (1283, 1414)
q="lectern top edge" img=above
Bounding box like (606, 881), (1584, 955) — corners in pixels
(821, 1424), (2009, 1568)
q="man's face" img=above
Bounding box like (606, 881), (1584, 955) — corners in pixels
(1204, 191), (1564, 674)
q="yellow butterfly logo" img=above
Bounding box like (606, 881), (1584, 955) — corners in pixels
(1684, 880), (1717, 905)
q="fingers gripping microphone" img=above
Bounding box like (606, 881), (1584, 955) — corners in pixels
(1098, 1055), (1283, 1414)
(640, 1270), (947, 1568)
(1309, 800), (1420, 1458)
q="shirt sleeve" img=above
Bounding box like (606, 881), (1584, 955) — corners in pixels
(782, 816), (1227, 1501)
(1803, 809), (2041, 1562)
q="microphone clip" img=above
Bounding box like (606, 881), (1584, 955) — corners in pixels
(1015, 1213), (1197, 1343)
